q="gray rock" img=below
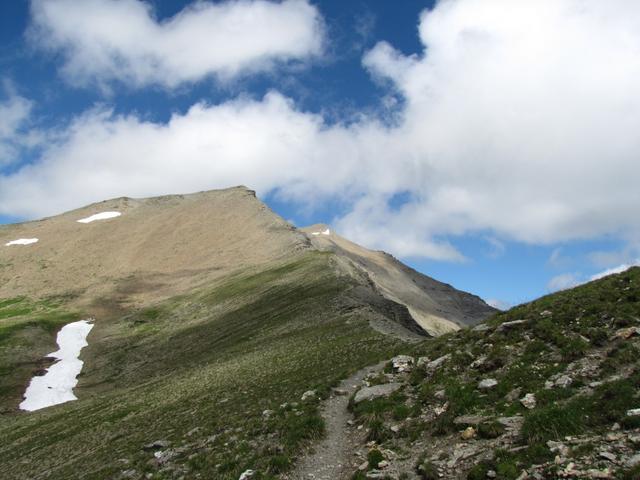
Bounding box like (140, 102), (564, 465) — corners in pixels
(472, 324), (491, 332)
(555, 375), (573, 388)
(478, 378), (498, 390)
(391, 355), (414, 372)
(153, 449), (177, 465)
(626, 408), (640, 417)
(354, 383), (402, 404)
(239, 470), (256, 480)
(426, 354), (451, 371)
(599, 451), (616, 462)
(470, 355), (487, 369)
(301, 390), (316, 401)
(496, 319), (528, 332)
(520, 393), (536, 409)
(497, 416), (524, 429)
(416, 356), (430, 368)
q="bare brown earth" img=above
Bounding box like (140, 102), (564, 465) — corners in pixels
(301, 225), (496, 336)
(0, 186), (309, 318)
(0, 187), (494, 333)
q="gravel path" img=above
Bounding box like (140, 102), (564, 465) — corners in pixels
(284, 362), (386, 480)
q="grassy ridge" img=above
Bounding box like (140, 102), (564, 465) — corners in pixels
(350, 267), (640, 479)
(0, 252), (401, 479)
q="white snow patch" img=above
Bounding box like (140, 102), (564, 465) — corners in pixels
(5, 238), (39, 246)
(19, 319), (94, 412)
(311, 228), (330, 236)
(77, 211), (121, 223)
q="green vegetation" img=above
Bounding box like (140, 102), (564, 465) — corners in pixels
(0, 295), (80, 412)
(353, 267), (640, 478)
(0, 252), (401, 479)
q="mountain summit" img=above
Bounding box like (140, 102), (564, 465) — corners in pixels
(0, 186), (494, 333)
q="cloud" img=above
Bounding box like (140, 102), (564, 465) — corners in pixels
(485, 298), (511, 311)
(548, 259), (640, 292)
(0, 89), (33, 165)
(547, 273), (581, 292)
(4, 0), (640, 263)
(28, 0), (325, 89)
(590, 260), (640, 281)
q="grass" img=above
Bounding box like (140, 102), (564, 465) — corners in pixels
(0, 252), (402, 479)
(369, 267), (640, 478)
(0, 295), (80, 412)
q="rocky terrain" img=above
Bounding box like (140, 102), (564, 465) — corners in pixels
(340, 267), (640, 480)
(302, 225), (496, 336)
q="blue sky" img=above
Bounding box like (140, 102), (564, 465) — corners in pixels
(1, 0), (640, 308)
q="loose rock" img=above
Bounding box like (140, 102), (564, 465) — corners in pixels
(354, 383), (402, 404)
(478, 378), (498, 390)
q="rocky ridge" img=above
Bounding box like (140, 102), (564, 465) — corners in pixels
(341, 267), (640, 480)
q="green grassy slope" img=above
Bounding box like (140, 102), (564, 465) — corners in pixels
(350, 267), (640, 479)
(0, 296), (80, 412)
(0, 252), (402, 479)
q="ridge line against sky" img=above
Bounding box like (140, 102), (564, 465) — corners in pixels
(1, 0), (640, 307)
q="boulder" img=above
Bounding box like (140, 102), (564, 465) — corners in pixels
(425, 354), (451, 372)
(354, 383), (402, 404)
(520, 393), (536, 409)
(391, 355), (414, 373)
(478, 378), (498, 390)
(496, 319), (528, 332)
(301, 390), (316, 402)
(555, 375), (573, 388)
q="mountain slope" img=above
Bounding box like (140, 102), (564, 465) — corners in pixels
(0, 186), (307, 317)
(302, 224), (496, 336)
(0, 187), (495, 480)
(345, 267), (640, 480)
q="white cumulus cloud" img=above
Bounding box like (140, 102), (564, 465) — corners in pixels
(4, 0), (640, 263)
(28, 0), (325, 88)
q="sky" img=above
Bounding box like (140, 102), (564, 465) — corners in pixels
(1, 0), (640, 309)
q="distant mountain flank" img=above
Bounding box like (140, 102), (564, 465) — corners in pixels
(0, 186), (499, 480)
(0, 186), (494, 335)
(302, 224), (495, 336)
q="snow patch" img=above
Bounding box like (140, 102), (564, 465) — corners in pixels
(77, 211), (121, 223)
(311, 228), (330, 236)
(5, 238), (39, 246)
(19, 319), (94, 412)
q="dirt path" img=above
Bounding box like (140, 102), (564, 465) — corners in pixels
(284, 362), (386, 480)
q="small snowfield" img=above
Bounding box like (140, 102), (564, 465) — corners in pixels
(5, 238), (39, 246)
(19, 319), (94, 412)
(77, 211), (121, 224)
(311, 228), (331, 236)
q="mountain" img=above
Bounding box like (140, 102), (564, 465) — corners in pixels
(347, 267), (640, 480)
(302, 224), (495, 336)
(0, 187), (495, 480)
